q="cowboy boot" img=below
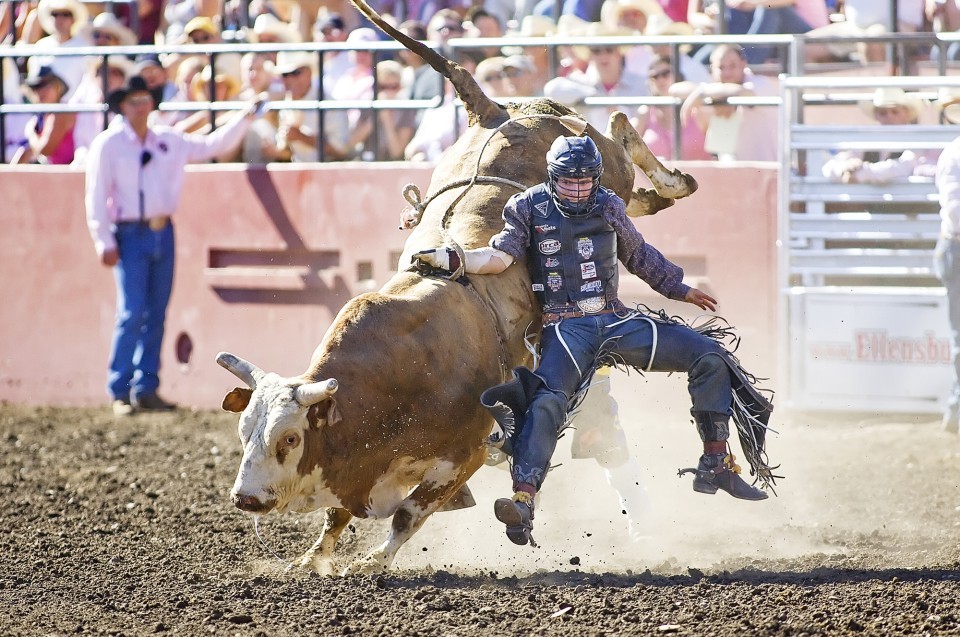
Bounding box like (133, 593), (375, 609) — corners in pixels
(494, 491), (535, 546)
(691, 452), (768, 501)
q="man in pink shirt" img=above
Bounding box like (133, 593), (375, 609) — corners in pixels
(85, 75), (264, 416)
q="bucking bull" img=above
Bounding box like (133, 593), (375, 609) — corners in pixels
(216, 0), (699, 575)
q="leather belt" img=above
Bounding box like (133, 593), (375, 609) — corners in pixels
(117, 216), (171, 231)
(542, 298), (625, 324)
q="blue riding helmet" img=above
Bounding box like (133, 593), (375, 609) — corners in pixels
(546, 135), (604, 217)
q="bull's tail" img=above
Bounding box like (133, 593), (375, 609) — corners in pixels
(349, 0), (506, 128)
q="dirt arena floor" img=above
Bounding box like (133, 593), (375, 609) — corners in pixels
(4, 372), (960, 637)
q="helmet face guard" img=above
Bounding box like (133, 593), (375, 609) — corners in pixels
(546, 135), (604, 217)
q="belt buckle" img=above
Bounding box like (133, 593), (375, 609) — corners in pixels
(148, 216), (168, 231)
(576, 297), (605, 314)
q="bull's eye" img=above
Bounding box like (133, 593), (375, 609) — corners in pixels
(283, 433), (300, 448)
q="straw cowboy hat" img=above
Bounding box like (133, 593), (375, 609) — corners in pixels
(600, 0), (664, 31)
(190, 56), (241, 102)
(253, 13), (301, 43)
(37, 0), (89, 36)
(936, 87), (960, 124)
(858, 87), (924, 121)
(90, 12), (137, 46)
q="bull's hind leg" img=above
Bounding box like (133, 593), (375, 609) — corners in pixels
(605, 112), (699, 217)
(292, 507), (353, 576)
(343, 452), (486, 575)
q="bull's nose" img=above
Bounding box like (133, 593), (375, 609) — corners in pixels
(231, 492), (275, 513)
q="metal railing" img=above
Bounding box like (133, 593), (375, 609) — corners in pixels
(3, 28), (960, 163)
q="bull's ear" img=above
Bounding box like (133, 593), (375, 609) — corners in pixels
(326, 398), (343, 425)
(222, 387), (253, 412)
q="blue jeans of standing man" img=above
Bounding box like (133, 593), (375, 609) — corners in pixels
(511, 312), (733, 490)
(107, 222), (175, 401)
(935, 236), (960, 427)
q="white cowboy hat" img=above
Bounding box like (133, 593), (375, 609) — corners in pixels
(265, 50), (318, 76)
(600, 0), (664, 31)
(94, 54), (136, 78)
(90, 12), (137, 46)
(37, 0), (89, 36)
(253, 13), (301, 43)
(644, 13), (694, 37)
(858, 87), (924, 121)
(503, 15), (556, 55)
(556, 14), (589, 37)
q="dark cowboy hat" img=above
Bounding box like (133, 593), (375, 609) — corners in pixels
(24, 65), (69, 93)
(106, 74), (154, 114)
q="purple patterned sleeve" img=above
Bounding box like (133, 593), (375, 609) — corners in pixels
(604, 195), (690, 301)
(489, 192), (532, 260)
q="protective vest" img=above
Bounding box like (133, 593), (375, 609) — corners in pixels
(525, 184), (619, 308)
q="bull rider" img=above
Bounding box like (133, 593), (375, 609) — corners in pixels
(414, 135), (777, 546)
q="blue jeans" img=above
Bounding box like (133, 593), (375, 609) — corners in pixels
(935, 236), (960, 423)
(511, 312), (733, 490)
(107, 222), (175, 401)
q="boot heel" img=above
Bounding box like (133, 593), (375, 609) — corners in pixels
(692, 477), (718, 495)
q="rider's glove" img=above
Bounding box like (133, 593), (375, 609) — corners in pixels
(412, 247), (461, 274)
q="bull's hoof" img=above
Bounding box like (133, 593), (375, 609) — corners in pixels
(626, 189), (675, 217)
(650, 169), (698, 200)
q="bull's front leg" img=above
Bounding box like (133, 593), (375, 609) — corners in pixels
(605, 112), (698, 216)
(343, 454), (485, 575)
(292, 507), (353, 576)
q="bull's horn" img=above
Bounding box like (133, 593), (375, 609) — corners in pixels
(558, 116), (588, 135)
(216, 352), (264, 389)
(350, 0), (506, 128)
(295, 379), (339, 407)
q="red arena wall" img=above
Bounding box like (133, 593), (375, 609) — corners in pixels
(0, 162), (778, 408)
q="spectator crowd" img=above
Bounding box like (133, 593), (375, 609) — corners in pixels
(0, 0), (956, 165)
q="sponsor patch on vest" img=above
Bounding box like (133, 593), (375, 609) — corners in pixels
(577, 237), (594, 259)
(580, 280), (602, 293)
(539, 239), (561, 255)
(534, 224), (557, 234)
(547, 272), (563, 291)
(544, 257), (560, 268)
(580, 261), (597, 279)
(532, 283), (544, 292)
(533, 201), (550, 218)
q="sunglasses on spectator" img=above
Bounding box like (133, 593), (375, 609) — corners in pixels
(437, 24), (463, 34)
(379, 83), (401, 91)
(589, 46), (618, 55)
(649, 68), (672, 80)
(50, 10), (73, 18)
(189, 31), (212, 43)
(93, 30), (119, 41)
(281, 68), (304, 78)
(125, 94), (154, 106)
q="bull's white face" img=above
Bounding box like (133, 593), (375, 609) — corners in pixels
(226, 373), (342, 515)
